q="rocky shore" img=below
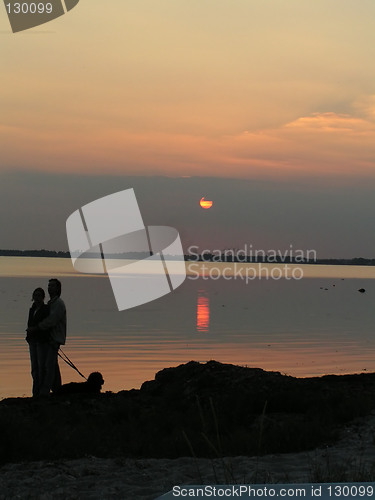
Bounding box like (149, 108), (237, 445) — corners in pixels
(1, 361), (375, 498)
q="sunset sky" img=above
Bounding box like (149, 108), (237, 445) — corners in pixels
(1, 1), (375, 257)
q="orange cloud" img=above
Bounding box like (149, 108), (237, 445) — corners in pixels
(223, 111), (375, 178)
(1, 108), (375, 182)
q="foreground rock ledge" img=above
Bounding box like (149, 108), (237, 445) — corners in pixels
(1, 360), (375, 464)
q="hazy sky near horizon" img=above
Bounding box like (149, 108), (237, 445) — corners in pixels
(1, 1), (375, 257)
(1, 171), (375, 259)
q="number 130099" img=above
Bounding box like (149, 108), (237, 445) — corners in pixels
(5, 3), (53, 14)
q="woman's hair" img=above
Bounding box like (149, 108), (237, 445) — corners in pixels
(32, 287), (45, 300)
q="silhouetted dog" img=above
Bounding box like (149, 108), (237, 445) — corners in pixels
(56, 372), (104, 395)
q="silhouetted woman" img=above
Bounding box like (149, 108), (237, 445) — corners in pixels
(26, 288), (50, 397)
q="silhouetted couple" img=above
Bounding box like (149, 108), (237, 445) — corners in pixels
(26, 279), (67, 397)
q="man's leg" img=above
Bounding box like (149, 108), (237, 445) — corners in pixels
(52, 358), (62, 393)
(39, 342), (59, 396)
(36, 341), (49, 395)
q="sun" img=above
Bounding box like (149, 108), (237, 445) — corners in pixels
(200, 197), (213, 209)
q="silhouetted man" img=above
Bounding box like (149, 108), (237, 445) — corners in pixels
(28, 279), (66, 395)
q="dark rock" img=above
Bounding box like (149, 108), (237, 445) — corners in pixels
(1, 361), (375, 464)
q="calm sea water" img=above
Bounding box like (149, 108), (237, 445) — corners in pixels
(1, 257), (375, 399)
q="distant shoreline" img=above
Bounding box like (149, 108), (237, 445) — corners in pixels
(1, 249), (375, 266)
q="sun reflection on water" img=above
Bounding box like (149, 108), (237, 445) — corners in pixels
(197, 291), (210, 332)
